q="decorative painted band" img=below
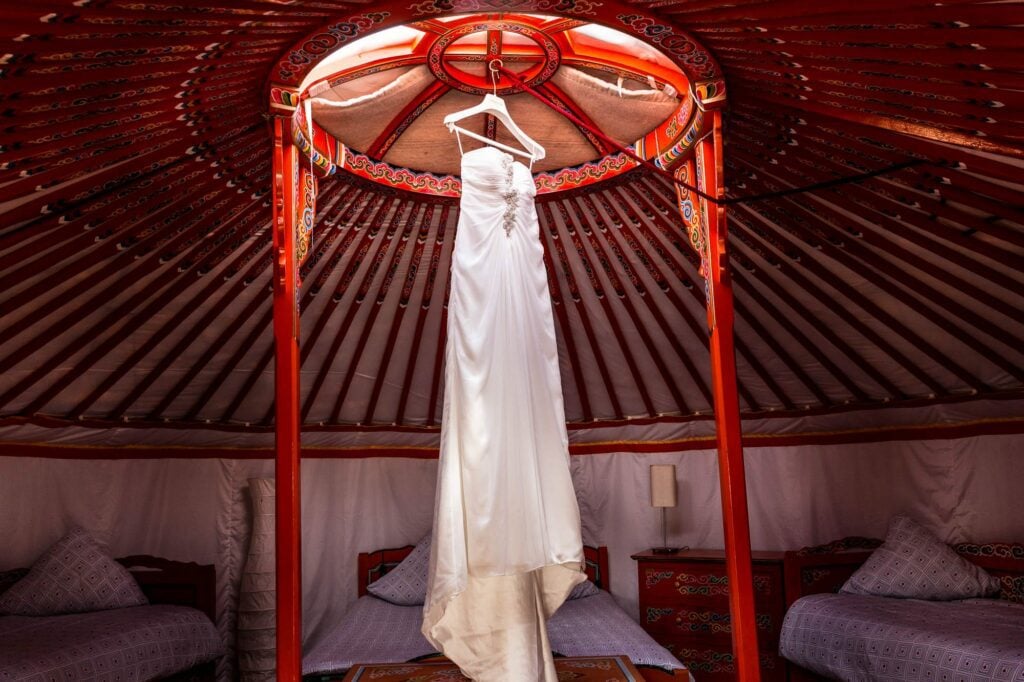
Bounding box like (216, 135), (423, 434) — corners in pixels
(267, 0), (724, 194)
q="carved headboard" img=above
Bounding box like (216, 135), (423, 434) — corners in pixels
(118, 555), (218, 622)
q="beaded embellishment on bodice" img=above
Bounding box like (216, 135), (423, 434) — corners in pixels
(500, 154), (519, 237)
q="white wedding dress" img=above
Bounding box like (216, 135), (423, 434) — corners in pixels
(422, 146), (585, 681)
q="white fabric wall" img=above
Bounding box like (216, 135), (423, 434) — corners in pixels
(1, 433), (1022, 676)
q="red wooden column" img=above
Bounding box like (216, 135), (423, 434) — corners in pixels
(698, 110), (762, 681)
(271, 116), (302, 682)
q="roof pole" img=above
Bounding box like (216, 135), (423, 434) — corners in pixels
(698, 110), (762, 681)
(271, 115), (302, 682)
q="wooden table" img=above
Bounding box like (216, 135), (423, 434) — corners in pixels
(340, 655), (648, 681)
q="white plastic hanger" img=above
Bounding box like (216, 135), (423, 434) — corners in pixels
(442, 60), (546, 165)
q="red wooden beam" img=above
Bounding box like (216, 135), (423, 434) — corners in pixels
(536, 212), (595, 422)
(729, 101), (1024, 269)
(614, 175), (798, 409)
(724, 149), (995, 392)
(669, 0), (1002, 24)
(746, 89), (1023, 159)
(612, 181), (766, 411)
(425, 264), (452, 426)
(484, 28), (503, 141)
(271, 116), (301, 682)
(698, 110), (762, 681)
(21, 195), (270, 418)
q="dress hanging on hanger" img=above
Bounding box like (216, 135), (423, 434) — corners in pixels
(442, 60), (546, 167)
(422, 61), (584, 682)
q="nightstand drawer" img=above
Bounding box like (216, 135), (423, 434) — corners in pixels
(641, 603), (782, 640)
(660, 638), (788, 682)
(637, 562), (783, 604)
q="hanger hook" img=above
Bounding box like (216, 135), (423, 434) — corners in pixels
(488, 59), (503, 96)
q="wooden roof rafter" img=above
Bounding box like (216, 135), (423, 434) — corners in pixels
(537, 201), (626, 419)
(729, 118), (1024, 326)
(573, 191), (713, 406)
(550, 196), (660, 416)
(725, 156), (1024, 377)
(393, 203), (455, 426)
(327, 200), (422, 424)
(582, 188), (714, 398)
(299, 192), (398, 423)
(1, 0), (1020, 431)
(565, 192), (694, 414)
(728, 102), (1024, 271)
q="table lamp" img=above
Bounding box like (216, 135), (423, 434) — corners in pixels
(650, 464), (683, 554)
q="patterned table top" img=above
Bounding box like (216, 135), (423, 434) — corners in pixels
(340, 655), (647, 681)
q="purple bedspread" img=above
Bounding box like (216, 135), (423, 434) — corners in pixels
(779, 593), (1024, 681)
(302, 591), (684, 676)
(0, 605), (223, 682)
(549, 591), (685, 671)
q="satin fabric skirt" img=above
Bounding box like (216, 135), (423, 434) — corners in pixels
(422, 147), (585, 681)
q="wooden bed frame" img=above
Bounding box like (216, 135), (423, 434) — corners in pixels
(117, 555), (218, 622)
(356, 544), (688, 681)
(119, 555), (220, 682)
(782, 537), (1024, 681)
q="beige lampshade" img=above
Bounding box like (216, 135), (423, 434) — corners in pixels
(650, 464), (677, 508)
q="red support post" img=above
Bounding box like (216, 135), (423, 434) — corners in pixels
(698, 110), (762, 681)
(271, 116), (302, 682)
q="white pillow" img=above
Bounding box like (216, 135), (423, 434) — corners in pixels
(568, 579), (600, 599)
(0, 527), (148, 616)
(840, 515), (1001, 600)
(367, 535), (432, 606)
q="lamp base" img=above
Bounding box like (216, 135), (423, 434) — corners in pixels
(651, 545), (688, 555)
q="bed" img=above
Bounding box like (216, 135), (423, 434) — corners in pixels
(302, 544), (689, 681)
(779, 524), (1024, 682)
(0, 553), (223, 682)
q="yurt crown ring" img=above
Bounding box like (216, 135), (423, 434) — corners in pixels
(426, 21), (561, 95)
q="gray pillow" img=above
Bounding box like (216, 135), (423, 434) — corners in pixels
(367, 535), (431, 605)
(840, 515), (1001, 600)
(0, 527), (148, 616)
(568, 578), (600, 599)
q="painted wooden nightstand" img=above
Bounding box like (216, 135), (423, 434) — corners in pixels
(632, 548), (787, 681)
